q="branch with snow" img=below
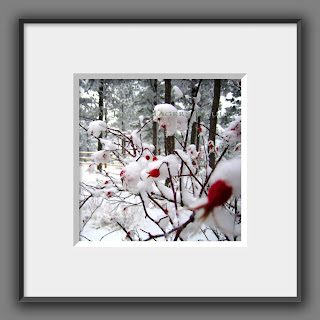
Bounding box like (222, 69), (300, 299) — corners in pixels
(79, 107), (241, 242)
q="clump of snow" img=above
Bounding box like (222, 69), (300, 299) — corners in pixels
(92, 150), (111, 164)
(155, 182), (175, 201)
(164, 154), (179, 176)
(88, 120), (107, 137)
(86, 164), (96, 174)
(141, 154), (179, 182)
(205, 206), (241, 237)
(187, 144), (198, 160)
(175, 149), (189, 162)
(137, 179), (153, 194)
(142, 143), (155, 153)
(120, 161), (142, 193)
(198, 124), (207, 137)
(90, 189), (104, 197)
(208, 140), (215, 154)
(177, 111), (189, 132)
(103, 187), (118, 199)
(130, 129), (142, 147)
(209, 158), (241, 197)
(139, 115), (144, 126)
(153, 103), (178, 137)
(224, 116), (241, 143)
(172, 85), (183, 99)
(99, 139), (117, 151)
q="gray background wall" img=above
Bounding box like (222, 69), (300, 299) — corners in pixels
(0, 0), (317, 319)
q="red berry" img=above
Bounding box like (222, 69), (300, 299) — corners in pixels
(107, 191), (111, 195)
(147, 168), (160, 178)
(153, 157), (158, 161)
(198, 126), (202, 132)
(164, 209), (168, 214)
(105, 180), (109, 184)
(209, 145), (213, 149)
(120, 170), (125, 177)
(192, 161), (196, 166)
(146, 155), (150, 160)
(161, 124), (166, 129)
(193, 180), (234, 222)
(207, 180), (233, 208)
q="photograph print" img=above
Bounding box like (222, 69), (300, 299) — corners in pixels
(78, 78), (242, 242)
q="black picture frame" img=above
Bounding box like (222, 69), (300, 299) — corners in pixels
(19, 19), (301, 302)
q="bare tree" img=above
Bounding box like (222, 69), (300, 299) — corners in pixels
(152, 79), (158, 154)
(97, 79), (104, 171)
(165, 79), (174, 155)
(208, 79), (221, 168)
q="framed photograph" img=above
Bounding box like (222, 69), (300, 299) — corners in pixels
(20, 19), (301, 302)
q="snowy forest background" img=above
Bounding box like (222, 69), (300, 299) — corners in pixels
(79, 79), (242, 242)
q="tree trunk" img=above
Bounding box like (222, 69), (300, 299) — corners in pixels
(208, 80), (221, 168)
(190, 122), (197, 146)
(121, 105), (125, 155)
(196, 116), (201, 150)
(97, 80), (104, 171)
(152, 80), (158, 155)
(190, 82), (198, 146)
(165, 79), (174, 155)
